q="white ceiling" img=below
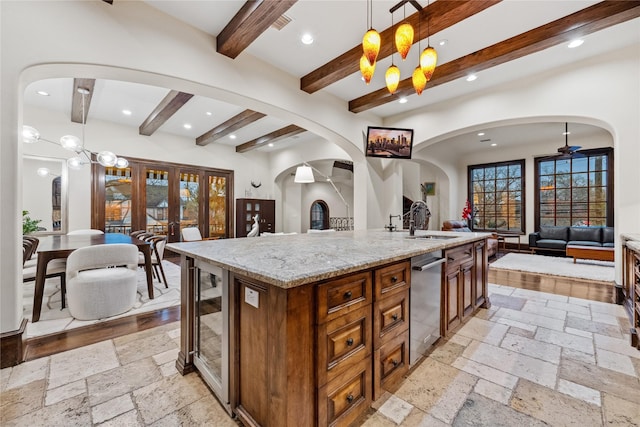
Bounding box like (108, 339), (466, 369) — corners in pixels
(22, 1), (640, 154)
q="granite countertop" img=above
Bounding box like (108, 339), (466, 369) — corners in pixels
(167, 229), (490, 289)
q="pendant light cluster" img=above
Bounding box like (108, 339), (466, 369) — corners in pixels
(360, 0), (438, 96)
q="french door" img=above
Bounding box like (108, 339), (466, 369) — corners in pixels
(92, 157), (233, 242)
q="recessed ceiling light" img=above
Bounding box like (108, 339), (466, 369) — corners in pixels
(229, 134), (236, 140)
(268, 143), (274, 147)
(206, 111), (212, 116)
(466, 74), (477, 82)
(301, 33), (314, 45)
(438, 39), (447, 46)
(122, 109), (132, 115)
(491, 143), (497, 147)
(183, 123), (192, 129)
(477, 132), (485, 136)
(568, 39), (584, 48)
(398, 97), (408, 104)
(36, 90), (49, 96)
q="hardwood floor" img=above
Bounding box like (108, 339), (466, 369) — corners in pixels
(21, 253), (616, 362)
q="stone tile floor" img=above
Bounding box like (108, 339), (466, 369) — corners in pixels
(2, 284), (639, 426)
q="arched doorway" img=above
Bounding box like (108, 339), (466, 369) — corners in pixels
(310, 200), (329, 230)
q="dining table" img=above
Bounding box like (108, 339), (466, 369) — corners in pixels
(31, 233), (154, 322)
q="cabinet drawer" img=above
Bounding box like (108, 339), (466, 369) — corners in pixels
(317, 271), (372, 324)
(445, 244), (473, 269)
(373, 289), (409, 349)
(318, 305), (371, 386)
(373, 330), (409, 400)
(318, 357), (371, 427)
(374, 261), (410, 300)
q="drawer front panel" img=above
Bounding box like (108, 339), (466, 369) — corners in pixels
(445, 244), (473, 269)
(373, 289), (409, 349)
(318, 358), (372, 427)
(318, 305), (371, 385)
(373, 330), (409, 400)
(375, 261), (410, 299)
(317, 271), (372, 324)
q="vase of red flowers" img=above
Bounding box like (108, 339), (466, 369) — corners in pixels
(461, 200), (473, 229)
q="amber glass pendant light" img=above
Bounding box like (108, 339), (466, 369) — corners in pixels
(385, 64), (401, 94)
(360, 55), (375, 85)
(420, 1), (438, 82)
(362, 0), (380, 66)
(395, 22), (414, 60)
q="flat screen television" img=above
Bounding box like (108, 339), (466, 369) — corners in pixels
(365, 126), (414, 159)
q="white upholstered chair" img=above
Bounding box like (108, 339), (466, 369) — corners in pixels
(181, 227), (203, 241)
(66, 243), (138, 320)
(67, 229), (105, 235)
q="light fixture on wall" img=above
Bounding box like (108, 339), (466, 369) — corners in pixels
(294, 162), (352, 230)
(22, 87), (128, 170)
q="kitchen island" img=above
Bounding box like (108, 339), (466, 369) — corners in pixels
(167, 229), (491, 427)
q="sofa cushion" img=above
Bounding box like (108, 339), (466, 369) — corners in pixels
(567, 240), (602, 247)
(539, 226), (568, 241)
(442, 220), (471, 232)
(535, 239), (567, 250)
(569, 227), (601, 243)
(602, 227), (614, 244)
(603, 242), (615, 248)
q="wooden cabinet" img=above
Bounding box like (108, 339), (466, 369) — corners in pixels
(622, 241), (640, 350)
(443, 240), (489, 337)
(235, 198), (275, 237)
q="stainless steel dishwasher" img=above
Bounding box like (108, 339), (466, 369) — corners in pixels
(410, 251), (445, 366)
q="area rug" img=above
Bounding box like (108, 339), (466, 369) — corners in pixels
(22, 260), (210, 339)
(490, 252), (615, 282)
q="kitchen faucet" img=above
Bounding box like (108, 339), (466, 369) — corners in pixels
(385, 214), (401, 231)
(409, 200), (430, 236)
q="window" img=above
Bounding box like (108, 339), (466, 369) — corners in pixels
(535, 148), (613, 228)
(310, 200), (329, 230)
(468, 160), (525, 233)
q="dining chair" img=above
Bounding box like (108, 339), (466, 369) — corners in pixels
(130, 230), (152, 239)
(67, 229), (105, 235)
(181, 227), (203, 241)
(138, 234), (168, 287)
(66, 243), (139, 320)
(23, 237), (67, 309)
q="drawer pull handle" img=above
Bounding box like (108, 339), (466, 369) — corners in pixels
(391, 314), (398, 321)
(346, 394), (354, 403)
(391, 276), (398, 283)
(346, 338), (354, 346)
(465, 251), (472, 256)
(447, 257), (455, 261)
(391, 359), (399, 367)
(344, 291), (352, 299)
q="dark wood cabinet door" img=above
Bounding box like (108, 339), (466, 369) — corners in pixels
(461, 260), (474, 318)
(474, 241), (487, 308)
(444, 268), (461, 333)
(235, 198), (275, 237)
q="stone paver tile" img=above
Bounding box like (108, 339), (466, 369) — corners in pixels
(473, 379), (512, 405)
(112, 322), (180, 346)
(133, 372), (209, 424)
(589, 301), (627, 317)
(447, 334), (472, 348)
(557, 379), (601, 407)
(507, 326), (536, 339)
(0, 379), (45, 423)
(152, 348), (180, 366)
(594, 333), (640, 360)
(602, 393), (640, 427)
(0, 367), (12, 392)
(5, 357), (48, 390)
(455, 317), (509, 346)
(395, 359), (463, 414)
(566, 316), (622, 338)
(512, 288), (569, 303)
(378, 395), (414, 425)
(114, 332), (178, 365)
(559, 358), (640, 405)
(150, 395), (245, 427)
(493, 307), (565, 331)
(596, 349), (637, 378)
(3, 394), (90, 426)
(486, 293), (527, 310)
(360, 412), (396, 427)
(535, 327), (594, 355)
(510, 379), (602, 426)
(428, 341), (466, 366)
(45, 379), (86, 406)
(462, 340), (558, 388)
(590, 311), (621, 326)
(562, 348), (596, 365)
(547, 300), (591, 315)
(495, 317), (537, 332)
(452, 357), (518, 389)
(159, 361), (179, 378)
(488, 284), (515, 296)
(522, 301), (567, 320)
(567, 312), (592, 321)
(428, 370), (477, 424)
(500, 333), (561, 364)
(97, 409), (142, 426)
(564, 327), (592, 338)
(48, 341), (119, 390)
(452, 392), (548, 427)
(87, 357), (162, 406)
(92, 394), (135, 424)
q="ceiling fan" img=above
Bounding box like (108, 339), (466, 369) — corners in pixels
(542, 122), (583, 160)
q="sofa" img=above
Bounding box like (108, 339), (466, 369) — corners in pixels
(528, 226), (614, 254)
(442, 220), (499, 258)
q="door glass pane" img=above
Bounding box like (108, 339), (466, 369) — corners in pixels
(146, 168), (169, 235)
(208, 175), (227, 238)
(180, 172), (199, 232)
(196, 267), (223, 385)
(105, 166), (132, 234)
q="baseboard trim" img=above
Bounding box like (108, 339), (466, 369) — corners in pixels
(0, 318), (28, 368)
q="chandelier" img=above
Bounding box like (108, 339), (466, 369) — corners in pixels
(360, 0), (438, 96)
(22, 87), (128, 170)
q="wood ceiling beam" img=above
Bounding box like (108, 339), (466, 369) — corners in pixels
(196, 109), (266, 146)
(217, 0), (298, 59)
(71, 78), (96, 124)
(139, 90), (194, 136)
(235, 125), (305, 153)
(300, 0), (501, 94)
(349, 0), (640, 113)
